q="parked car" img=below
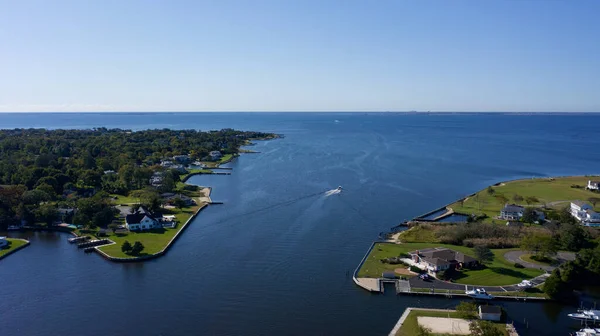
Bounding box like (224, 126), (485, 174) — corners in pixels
(419, 274), (430, 281)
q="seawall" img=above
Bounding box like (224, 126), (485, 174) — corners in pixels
(0, 238), (31, 261)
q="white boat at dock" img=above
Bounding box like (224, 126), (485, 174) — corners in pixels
(517, 280), (532, 289)
(575, 328), (600, 336)
(568, 310), (600, 323)
(465, 287), (494, 300)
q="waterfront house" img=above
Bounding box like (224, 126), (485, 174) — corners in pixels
(209, 151), (222, 160)
(409, 248), (477, 273)
(587, 180), (600, 191)
(500, 204), (524, 220)
(103, 170), (116, 175)
(570, 201), (600, 226)
(0, 236), (8, 248)
(162, 193), (195, 206)
(479, 305), (502, 321)
(173, 154), (191, 164)
(160, 160), (174, 168)
(125, 207), (161, 231)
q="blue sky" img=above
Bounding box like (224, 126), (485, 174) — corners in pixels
(1, 0), (599, 112)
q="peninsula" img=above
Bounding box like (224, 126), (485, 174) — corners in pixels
(0, 128), (278, 261)
(355, 175), (600, 301)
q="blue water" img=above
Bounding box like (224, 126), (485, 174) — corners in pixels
(1, 112), (599, 336)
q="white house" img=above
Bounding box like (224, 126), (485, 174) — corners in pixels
(479, 306), (502, 321)
(125, 207), (161, 231)
(209, 151), (222, 160)
(587, 180), (600, 191)
(500, 204), (524, 220)
(0, 236), (8, 248)
(571, 201), (600, 226)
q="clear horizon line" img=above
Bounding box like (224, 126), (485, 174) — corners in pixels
(1, 111), (600, 114)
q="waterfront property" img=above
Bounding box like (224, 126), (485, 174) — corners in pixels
(125, 207), (162, 231)
(571, 201), (600, 226)
(408, 248), (477, 273)
(449, 176), (600, 223)
(500, 204), (524, 220)
(588, 180), (600, 190)
(357, 243), (543, 286)
(0, 238), (29, 259)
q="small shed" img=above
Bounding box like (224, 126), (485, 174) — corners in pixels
(479, 305), (502, 321)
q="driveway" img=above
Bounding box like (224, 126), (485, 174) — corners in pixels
(503, 250), (575, 272)
(408, 273), (549, 293)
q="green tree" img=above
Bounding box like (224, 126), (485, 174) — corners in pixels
(543, 269), (569, 299)
(131, 241), (145, 255)
(456, 301), (478, 319)
(588, 197), (600, 207)
(525, 196), (539, 205)
(35, 203), (58, 225)
(173, 197), (186, 210)
(486, 186), (495, 195)
(512, 194), (524, 203)
(522, 208), (538, 223)
(469, 320), (504, 336)
(416, 325), (432, 336)
(473, 245), (494, 265)
(521, 234), (558, 259)
(559, 223), (588, 251)
(121, 240), (132, 254)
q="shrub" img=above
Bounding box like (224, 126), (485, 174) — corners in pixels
(182, 185), (199, 191)
(410, 266), (423, 273)
(514, 263), (525, 269)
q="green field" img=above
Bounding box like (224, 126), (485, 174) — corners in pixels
(449, 176), (600, 222)
(397, 225), (441, 243)
(395, 309), (507, 336)
(109, 194), (142, 205)
(180, 168), (213, 182)
(0, 238), (28, 258)
(97, 203), (204, 258)
(357, 243), (543, 286)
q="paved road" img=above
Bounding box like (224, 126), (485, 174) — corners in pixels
(503, 250), (575, 272)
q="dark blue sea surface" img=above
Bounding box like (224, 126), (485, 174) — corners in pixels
(1, 113), (599, 336)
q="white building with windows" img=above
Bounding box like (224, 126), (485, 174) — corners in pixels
(587, 180), (600, 191)
(571, 201), (600, 227)
(500, 204), (524, 220)
(125, 207), (161, 231)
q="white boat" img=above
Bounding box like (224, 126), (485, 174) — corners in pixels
(465, 288), (494, 300)
(568, 310), (600, 323)
(517, 280), (532, 288)
(337, 186), (342, 191)
(7, 225), (22, 231)
(575, 328), (600, 336)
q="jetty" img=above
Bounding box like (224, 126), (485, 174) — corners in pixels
(68, 236), (90, 244)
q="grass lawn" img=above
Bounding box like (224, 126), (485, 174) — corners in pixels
(448, 176), (600, 223)
(180, 168), (213, 181)
(519, 253), (554, 266)
(0, 238), (28, 258)
(358, 243), (543, 286)
(396, 310), (507, 336)
(97, 202), (203, 258)
(397, 225), (441, 243)
(109, 193), (142, 205)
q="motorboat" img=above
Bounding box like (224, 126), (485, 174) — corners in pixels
(7, 225), (22, 231)
(575, 328), (600, 336)
(517, 280), (532, 289)
(568, 310), (600, 323)
(465, 288), (494, 300)
(337, 186), (342, 191)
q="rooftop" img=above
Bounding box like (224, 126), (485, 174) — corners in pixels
(502, 204), (524, 212)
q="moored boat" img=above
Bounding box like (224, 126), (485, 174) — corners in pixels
(465, 287), (494, 300)
(568, 310), (600, 323)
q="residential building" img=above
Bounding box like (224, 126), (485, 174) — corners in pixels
(173, 155), (191, 164)
(161, 193), (196, 206)
(587, 180), (600, 191)
(160, 160), (174, 168)
(409, 248), (477, 273)
(125, 207), (161, 231)
(103, 170), (116, 175)
(571, 201), (600, 226)
(479, 306), (502, 321)
(209, 151), (222, 160)
(500, 204), (524, 220)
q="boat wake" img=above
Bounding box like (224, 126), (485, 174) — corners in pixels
(325, 186), (342, 196)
